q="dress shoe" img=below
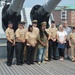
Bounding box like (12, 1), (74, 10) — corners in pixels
(16, 63), (22, 65)
(7, 63), (11, 66)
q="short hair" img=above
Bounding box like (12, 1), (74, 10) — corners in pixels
(28, 25), (33, 31)
(51, 20), (55, 23)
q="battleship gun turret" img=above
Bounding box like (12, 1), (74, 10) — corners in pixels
(30, 0), (61, 28)
(2, 0), (25, 31)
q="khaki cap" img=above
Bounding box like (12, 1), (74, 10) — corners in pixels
(41, 22), (47, 26)
(32, 20), (38, 23)
(21, 21), (26, 24)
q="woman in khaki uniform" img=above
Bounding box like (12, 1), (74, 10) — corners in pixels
(15, 22), (25, 65)
(26, 25), (37, 65)
(69, 27), (75, 62)
(6, 21), (15, 66)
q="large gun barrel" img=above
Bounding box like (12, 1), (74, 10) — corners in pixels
(7, 0), (25, 15)
(2, 0), (25, 31)
(30, 0), (61, 28)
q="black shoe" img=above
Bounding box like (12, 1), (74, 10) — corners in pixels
(26, 62), (30, 65)
(30, 62), (35, 64)
(47, 60), (51, 62)
(21, 62), (24, 65)
(48, 58), (52, 61)
(7, 63), (11, 66)
(16, 63), (22, 65)
(67, 56), (71, 60)
(53, 57), (58, 60)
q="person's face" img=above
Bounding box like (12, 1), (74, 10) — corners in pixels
(43, 25), (46, 29)
(41, 26), (45, 32)
(51, 23), (55, 27)
(8, 24), (13, 28)
(30, 27), (33, 32)
(73, 29), (75, 32)
(63, 21), (68, 27)
(22, 25), (25, 28)
(33, 23), (37, 27)
(60, 26), (63, 31)
(18, 24), (23, 29)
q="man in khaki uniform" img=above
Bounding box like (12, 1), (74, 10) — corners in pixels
(6, 21), (15, 66)
(48, 20), (58, 61)
(21, 21), (28, 62)
(15, 22), (26, 65)
(32, 20), (39, 61)
(68, 27), (75, 62)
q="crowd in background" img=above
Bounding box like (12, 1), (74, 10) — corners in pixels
(5, 20), (75, 66)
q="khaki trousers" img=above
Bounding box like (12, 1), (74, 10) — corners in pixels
(71, 44), (75, 58)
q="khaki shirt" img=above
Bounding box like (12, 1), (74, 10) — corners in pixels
(68, 32), (75, 44)
(48, 27), (58, 39)
(45, 28), (51, 36)
(22, 28), (28, 39)
(32, 26), (39, 39)
(6, 27), (15, 40)
(15, 28), (25, 42)
(26, 32), (37, 46)
(37, 33), (47, 48)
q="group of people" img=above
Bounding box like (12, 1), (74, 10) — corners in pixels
(5, 20), (75, 67)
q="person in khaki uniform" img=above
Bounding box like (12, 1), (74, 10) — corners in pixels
(6, 21), (15, 66)
(32, 20), (39, 61)
(26, 25), (37, 65)
(21, 21), (28, 62)
(48, 20), (58, 61)
(15, 22), (25, 65)
(68, 27), (75, 62)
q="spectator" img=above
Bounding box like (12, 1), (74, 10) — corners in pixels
(57, 25), (67, 61)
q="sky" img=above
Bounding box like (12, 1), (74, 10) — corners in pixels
(24, 0), (75, 7)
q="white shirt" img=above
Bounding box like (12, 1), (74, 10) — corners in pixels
(57, 31), (67, 42)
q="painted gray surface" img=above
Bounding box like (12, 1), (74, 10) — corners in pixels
(0, 59), (75, 75)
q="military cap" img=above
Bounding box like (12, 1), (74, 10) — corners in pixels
(41, 21), (47, 26)
(18, 22), (23, 25)
(32, 20), (38, 23)
(21, 21), (25, 24)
